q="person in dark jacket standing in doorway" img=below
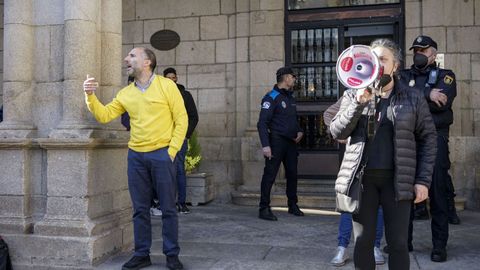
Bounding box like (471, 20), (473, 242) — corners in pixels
(330, 39), (437, 270)
(400, 35), (458, 262)
(257, 67), (304, 221)
(164, 67), (199, 214)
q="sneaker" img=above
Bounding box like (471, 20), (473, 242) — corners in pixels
(122, 255), (151, 270)
(150, 207), (162, 217)
(166, 255), (183, 270)
(259, 207), (277, 221)
(374, 246), (385, 265)
(178, 203), (190, 214)
(330, 246), (349, 266)
(288, 204), (305, 216)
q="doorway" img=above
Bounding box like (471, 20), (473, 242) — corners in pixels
(285, 8), (403, 180)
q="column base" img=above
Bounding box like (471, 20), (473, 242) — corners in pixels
(3, 209), (133, 269)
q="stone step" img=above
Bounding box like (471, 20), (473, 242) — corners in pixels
(456, 197), (466, 211)
(231, 190), (336, 210)
(276, 179), (336, 194)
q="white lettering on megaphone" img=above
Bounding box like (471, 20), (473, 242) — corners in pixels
(353, 53), (373, 61)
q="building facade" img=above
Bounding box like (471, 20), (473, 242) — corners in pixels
(0, 0), (479, 268)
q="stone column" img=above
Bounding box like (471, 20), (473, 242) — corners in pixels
(33, 0), (131, 268)
(0, 0), (35, 135)
(0, 0), (35, 236)
(1, 1), (132, 268)
(52, 0), (99, 133)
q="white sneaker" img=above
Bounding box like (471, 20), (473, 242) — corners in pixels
(330, 246), (349, 266)
(374, 246), (385, 265)
(150, 207), (162, 217)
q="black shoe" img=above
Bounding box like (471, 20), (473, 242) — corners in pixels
(448, 209), (461, 225)
(122, 255), (151, 270)
(383, 243), (413, 254)
(179, 203), (190, 214)
(166, 255), (184, 270)
(431, 248), (447, 262)
(448, 214), (461, 225)
(288, 204), (304, 216)
(259, 207), (278, 221)
(414, 208), (429, 220)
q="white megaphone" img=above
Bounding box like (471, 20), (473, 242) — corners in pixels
(336, 45), (381, 89)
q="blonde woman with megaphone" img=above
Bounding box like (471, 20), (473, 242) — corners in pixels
(330, 39), (437, 270)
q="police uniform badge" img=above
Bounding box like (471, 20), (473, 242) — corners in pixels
(417, 36), (422, 43)
(281, 101), (287, 108)
(262, 101), (270, 109)
(444, 75), (454, 85)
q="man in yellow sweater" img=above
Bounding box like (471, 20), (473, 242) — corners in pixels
(83, 47), (187, 270)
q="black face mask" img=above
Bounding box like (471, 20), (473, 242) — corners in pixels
(413, 53), (429, 70)
(377, 74), (392, 88)
(375, 66), (393, 89)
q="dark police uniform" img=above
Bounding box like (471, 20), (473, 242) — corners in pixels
(400, 63), (457, 253)
(257, 85), (302, 210)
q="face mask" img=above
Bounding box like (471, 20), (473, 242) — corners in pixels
(413, 53), (429, 70)
(374, 66), (393, 90)
(377, 74), (392, 89)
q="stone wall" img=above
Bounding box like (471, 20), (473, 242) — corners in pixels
(405, 0), (480, 209)
(122, 0), (284, 201)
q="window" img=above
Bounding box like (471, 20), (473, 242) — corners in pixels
(291, 28), (339, 102)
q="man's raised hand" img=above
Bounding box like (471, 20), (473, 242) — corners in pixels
(83, 74), (98, 95)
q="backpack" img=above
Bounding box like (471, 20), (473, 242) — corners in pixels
(0, 236), (12, 270)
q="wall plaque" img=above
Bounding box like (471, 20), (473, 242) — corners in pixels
(150, 30), (180, 51)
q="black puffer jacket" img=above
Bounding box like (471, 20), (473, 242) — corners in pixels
(330, 79), (437, 201)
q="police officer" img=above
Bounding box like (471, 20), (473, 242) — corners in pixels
(400, 35), (458, 262)
(257, 67), (304, 221)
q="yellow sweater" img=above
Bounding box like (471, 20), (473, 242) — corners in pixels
(85, 75), (188, 157)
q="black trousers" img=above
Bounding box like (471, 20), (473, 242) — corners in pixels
(259, 134), (298, 209)
(408, 135), (453, 249)
(353, 170), (411, 270)
(429, 134), (451, 249)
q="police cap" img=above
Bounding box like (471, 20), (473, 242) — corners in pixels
(409, 35), (438, 50)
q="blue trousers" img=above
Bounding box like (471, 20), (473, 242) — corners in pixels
(127, 147), (179, 257)
(176, 139), (188, 205)
(338, 208), (384, 248)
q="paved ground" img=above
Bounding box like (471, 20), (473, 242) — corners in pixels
(96, 204), (480, 270)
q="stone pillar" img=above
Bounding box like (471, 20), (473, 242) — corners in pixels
(1, 0), (132, 268)
(0, 0), (35, 135)
(56, 0), (99, 131)
(0, 0), (35, 236)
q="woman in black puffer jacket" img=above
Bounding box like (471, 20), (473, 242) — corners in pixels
(330, 39), (437, 270)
